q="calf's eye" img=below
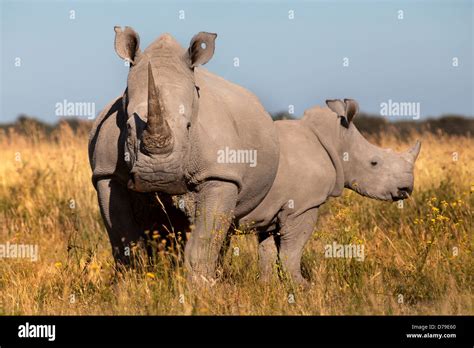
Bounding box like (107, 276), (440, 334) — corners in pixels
(370, 160), (378, 166)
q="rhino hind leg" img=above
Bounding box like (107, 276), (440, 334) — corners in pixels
(130, 192), (189, 266)
(257, 230), (279, 282)
(278, 208), (319, 287)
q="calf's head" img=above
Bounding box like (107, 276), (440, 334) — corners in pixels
(113, 27), (217, 193)
(326, 99), (421, 201)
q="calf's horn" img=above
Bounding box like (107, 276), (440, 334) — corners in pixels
(407, 140), (421, 162)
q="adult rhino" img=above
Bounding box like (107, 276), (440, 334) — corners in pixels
(238, 99), (421, 286)
(95, 27), (279, 279)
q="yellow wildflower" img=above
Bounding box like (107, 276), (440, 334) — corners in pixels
(436, 215), (449, 222)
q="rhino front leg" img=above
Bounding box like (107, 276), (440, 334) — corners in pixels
(278, 208), (319, 286)
(96, 178), (143, 266)
(216, 231), (232, 277)
(185, 181), (238, 282)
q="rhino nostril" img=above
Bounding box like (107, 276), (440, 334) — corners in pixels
(127, 174), (136, 190)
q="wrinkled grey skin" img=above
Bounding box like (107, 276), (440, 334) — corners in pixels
(239, 99), (421, 286)
(115, 27), (279, 280)
(88, 96), (190, 265)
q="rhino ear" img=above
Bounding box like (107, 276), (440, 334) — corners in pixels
(186, 32), (217, 68)
(326, 99), (350, 128)
(344, 99), (359, 124)
(326, 99), (346, 116)
(114, 26), (141, 64)
(326, 99), (359, 129)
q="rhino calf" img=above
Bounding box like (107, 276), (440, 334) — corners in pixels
(240, 99), (421, 285)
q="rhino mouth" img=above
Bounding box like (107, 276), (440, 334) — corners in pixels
(390, 187), (412, 201)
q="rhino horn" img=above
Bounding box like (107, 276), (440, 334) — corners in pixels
(405, 140), (421, 162)
(142, 62), (173, 153)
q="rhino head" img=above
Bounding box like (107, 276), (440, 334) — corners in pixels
(114, 26), (217, 194)
(326, 99), (421, 201)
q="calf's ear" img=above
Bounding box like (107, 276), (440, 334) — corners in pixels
(344, 99), (359, 124)
(326, 98), (359, 128)
(114, 26), (141, 64)
(326, 99), (346, 116)
(326, 99), (350, 128)
(186, 32), (217, 68)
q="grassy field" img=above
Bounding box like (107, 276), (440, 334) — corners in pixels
(0, 122), (472, 315)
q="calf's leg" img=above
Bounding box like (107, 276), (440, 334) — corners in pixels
(278, 208), (319, 286)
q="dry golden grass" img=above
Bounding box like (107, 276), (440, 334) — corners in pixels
(0, 123), (472, 315)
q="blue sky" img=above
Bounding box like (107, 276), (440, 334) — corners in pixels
(1, 0), (472, 123)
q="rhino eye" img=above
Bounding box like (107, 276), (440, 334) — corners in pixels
(370, 160), (378, 167)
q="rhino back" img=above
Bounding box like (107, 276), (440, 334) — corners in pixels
(88, 96), (129, 186)
(188, 68), (280, 217)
